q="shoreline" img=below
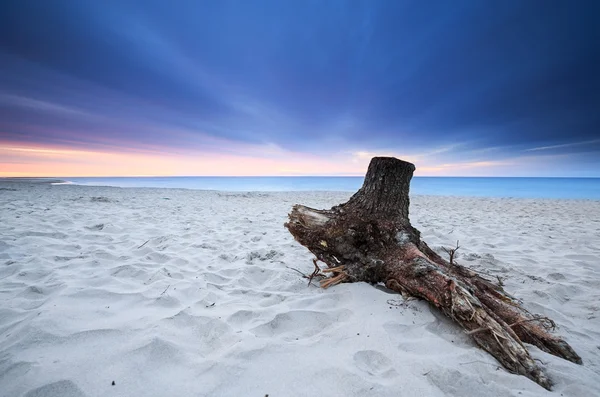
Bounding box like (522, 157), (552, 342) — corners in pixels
(2, 179), (600, 201)
(0, 177), (67, 184)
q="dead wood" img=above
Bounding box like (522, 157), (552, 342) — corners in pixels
(284, 157), (581, 390)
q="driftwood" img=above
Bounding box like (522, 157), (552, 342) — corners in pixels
(285, 157), (581, 390)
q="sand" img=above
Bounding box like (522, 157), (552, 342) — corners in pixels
(1, 181), (599, 397)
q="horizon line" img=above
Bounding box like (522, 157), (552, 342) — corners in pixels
(3, 175), (600, 179)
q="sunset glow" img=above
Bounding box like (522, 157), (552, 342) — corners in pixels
(3, 140), (593, 178)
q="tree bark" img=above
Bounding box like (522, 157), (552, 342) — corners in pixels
(285, 157), (581, 390)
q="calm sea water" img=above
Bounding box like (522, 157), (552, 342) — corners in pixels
(59, 176), (600, 200)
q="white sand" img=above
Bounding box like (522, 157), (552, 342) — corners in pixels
(1, 182), (599, 397)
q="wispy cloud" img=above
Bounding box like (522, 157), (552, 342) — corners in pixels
(350, 142), (468, 164)
(525, 139), (600, 152)
(0, 94), (98, 120)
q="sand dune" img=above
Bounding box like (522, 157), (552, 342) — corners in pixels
(1, 182), (599, 396)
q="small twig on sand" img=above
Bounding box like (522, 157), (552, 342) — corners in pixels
(160, 284), (170, 296)
(286, 266), (308, 278)
(442, 240), (460, 265)
(496, 275), (505, 287)
(459, 360), (501, 368)
(287, 259), (344, 288)
(138, 239), (150, 249)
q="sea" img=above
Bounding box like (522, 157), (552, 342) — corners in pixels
(56, 176), (600, 200)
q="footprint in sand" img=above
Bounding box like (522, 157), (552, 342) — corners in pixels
(547, 272), (567, 281)
(0, 361), (35, 389)
(131, 338), (184, 363)
(238, 265), (273, 288)
(227, 309), (261, 327)
(203, 272), (232, 285)
(250, 309), (349, 339)
(24, 380), (87, 397)
(353, 350), (397, 378)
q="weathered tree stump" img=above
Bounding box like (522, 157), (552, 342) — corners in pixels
(285, 157), (581, 390)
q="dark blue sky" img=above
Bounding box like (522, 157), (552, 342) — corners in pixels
(1, 0), (599, 176)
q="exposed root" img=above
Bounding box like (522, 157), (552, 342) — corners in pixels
(465, 326), (491, 335)
(466, 316), (555, 336)
(320, 266), (348, 289)
(320, 272), (348, 288)
(300, 260), (347, 289)
(418, 239), (581, 365)
(307, 258), (322, 286)
(321, 265), (346, 273)
(510, 316), (556, 331)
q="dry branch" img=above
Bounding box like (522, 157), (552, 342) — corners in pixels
(442, 240), (460, 265)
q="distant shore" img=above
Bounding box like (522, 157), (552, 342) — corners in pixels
(0, 177), (67, 184)
(3, 175), (600, 199)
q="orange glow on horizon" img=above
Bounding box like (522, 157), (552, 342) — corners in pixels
(0, 141), (518, 178)
(0, 142), (368, 177)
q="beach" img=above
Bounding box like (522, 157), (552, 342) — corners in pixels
(1, 181), (599, 397)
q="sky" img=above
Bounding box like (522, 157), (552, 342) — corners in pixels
(1, 0), (599, 177)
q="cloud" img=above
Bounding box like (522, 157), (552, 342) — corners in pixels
(525, 139), (600, 152)
(0, 1), (598, 176)
(0, 94), (95, 118)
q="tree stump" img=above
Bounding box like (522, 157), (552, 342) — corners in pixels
(285, 157), (581, 390)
